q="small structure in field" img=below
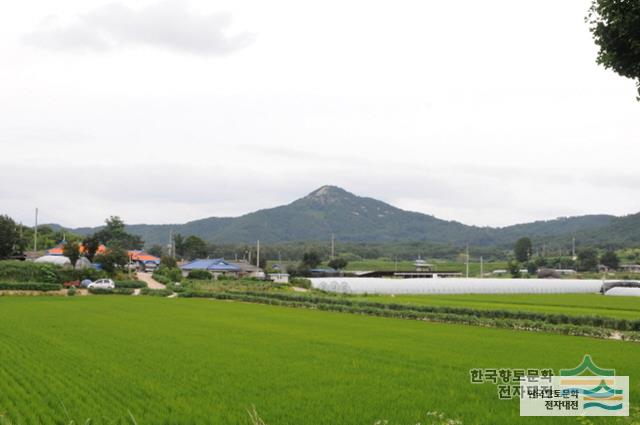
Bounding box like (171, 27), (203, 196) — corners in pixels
(269, 273), (290, 283)
(620, 264), (640, 273)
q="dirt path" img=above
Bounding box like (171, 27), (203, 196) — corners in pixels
(136, 272), (166, 289)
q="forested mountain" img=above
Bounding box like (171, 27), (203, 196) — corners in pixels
(50, 185), (627, 248)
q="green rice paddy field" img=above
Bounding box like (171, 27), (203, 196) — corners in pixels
(0, 296), (638, 425)
(355, 293), (640, 319)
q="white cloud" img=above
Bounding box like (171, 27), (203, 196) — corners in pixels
(22, 1), (254, 55)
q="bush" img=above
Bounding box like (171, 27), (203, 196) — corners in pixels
(290, 277), (311, 289)
(115, 280), (147, 289)
(187, 270), (212, 280)
(216, 274), (239, 281)
(141, 288), (174, 297)
(152, 273), (173, 286)
(154, 265), (182, 282)
(88, 288), (134, 295)
(0, 260), (60, 283)
(0, 282), (62, 291)
(67, 287), (77, 296)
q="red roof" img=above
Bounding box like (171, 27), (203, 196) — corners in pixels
(47, 244), (107, 256)
(128, 251), (160, 262)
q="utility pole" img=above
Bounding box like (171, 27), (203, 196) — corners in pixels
(256, 240), (260, 268)
(330, 234), (335, 260)
(465, 244), (470, 278)
(33, 208), (38, 252)
(480, 256), (484, 278)
(572, 237), (576, 258)
(169, 229), (174, 258)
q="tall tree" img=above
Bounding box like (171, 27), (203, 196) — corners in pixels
(301, 251), (322, 269)
(327, 257), (348, 270)
(148, 244), (164, 258)
(173, 233), (185, 258)
(600, 250), (620, 270)
(577, 248), (599, 272)
(63, 241), (81, 267)
(182, 235), (208, 260)
(94, 216), (143, 250)
(82, 234), (101, 262)
(0, 215), (21, 259)
(588, 0), (640, 99)
(94, 246), (128, 275)
(514, 237), (532, 263)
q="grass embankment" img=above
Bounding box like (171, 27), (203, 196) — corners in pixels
(355, 293), (640, 320)
(0, 296), (638, 425)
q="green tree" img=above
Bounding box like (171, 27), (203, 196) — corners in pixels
(148, 244), (164, 258)
(577, 248), (599, 272)
(327, 257), (348, 270)
(173, 233), (185, 258)
(301, 251), (322, 269)
(63, 241), (81, 267)
(600, 250), (620, 270)
(507, 260), (521, 278)
(0, 215), (22, 259)
(514, 237), (532, 263)
(82, 234), (101, 262)
(160, 255), (177, 269)
(94, 216), (143, 249)
(588, 0), (640, 99)
(182, 235), (208, 260)
(94, 246), (128, 275)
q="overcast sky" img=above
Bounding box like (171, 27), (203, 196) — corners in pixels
(2, 0), (639, 229)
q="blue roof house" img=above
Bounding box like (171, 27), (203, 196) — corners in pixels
(180, 259), (242, 277)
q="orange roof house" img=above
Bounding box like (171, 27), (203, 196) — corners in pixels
(128, 250), (160, 263)
(47, 243), (107, 256)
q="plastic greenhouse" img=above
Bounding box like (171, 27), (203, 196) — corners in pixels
(310, 277), (607, 295)
(604, 287), (640, 297)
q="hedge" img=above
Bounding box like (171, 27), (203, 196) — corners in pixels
(0, 260), (107, 284)
(152, 273), (175, 286)
(141, 288), (174, 297)
(0, 261), (59, 283)
(88, 288), (135, 295)
(115, 280), (147, 289)
(187, 270), (212, 280)
(0, 282), (63, 292)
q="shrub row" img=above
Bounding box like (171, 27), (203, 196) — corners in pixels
(88, 288), (135, 295)
(186, 270), (212, 280)
(0, 260), (108, 284)
(152, 273), (175, 286)
(0, 261), (59, 283)
(178, 290), (640, 341)
(235, 291), (640, 332)
(0, 282), (63, 292)
(140, 288), (174, 297)
(115, 280), (147, 289)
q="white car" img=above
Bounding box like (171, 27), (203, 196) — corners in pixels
(88, 279), (115, 289)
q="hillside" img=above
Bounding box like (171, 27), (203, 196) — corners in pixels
(53, 185), (624, 247)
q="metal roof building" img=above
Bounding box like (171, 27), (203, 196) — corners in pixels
(180, 259), (242, 273)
